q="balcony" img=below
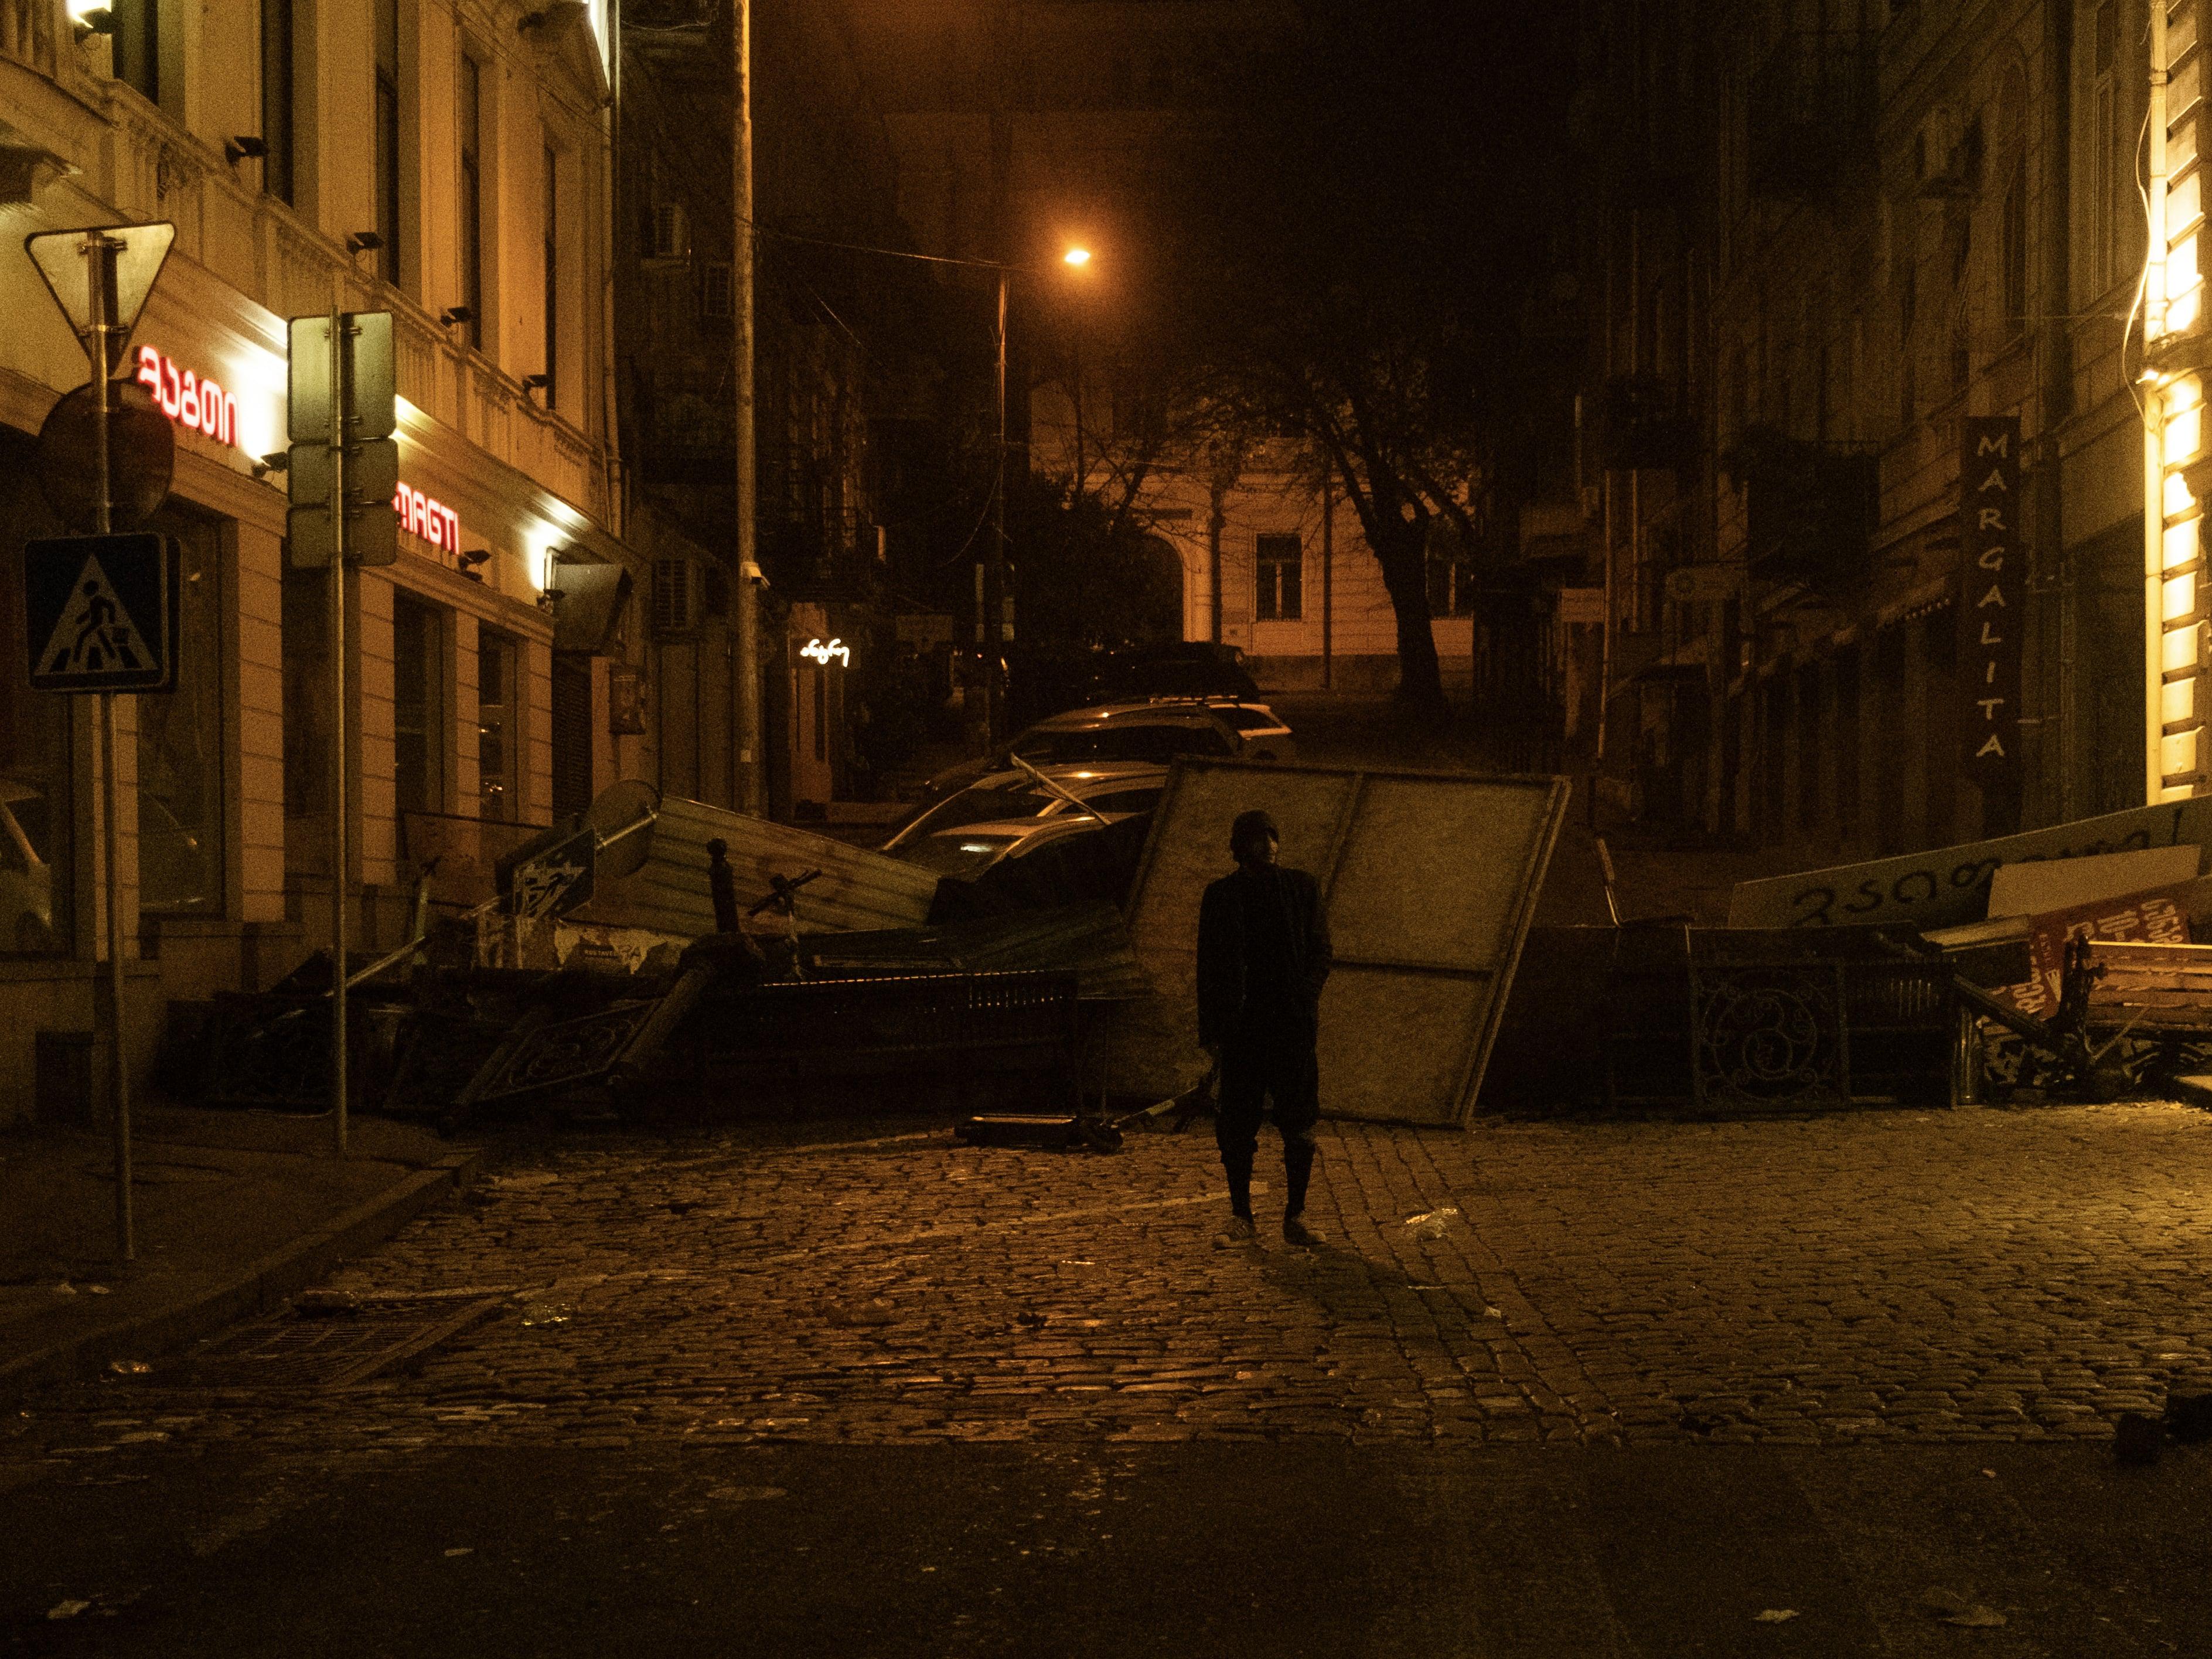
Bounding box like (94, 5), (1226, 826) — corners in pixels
(1747, 31), (1878, 199)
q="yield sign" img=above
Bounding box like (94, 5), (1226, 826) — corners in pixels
(25, 222), (175, 372)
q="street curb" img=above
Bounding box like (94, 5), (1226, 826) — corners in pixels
(0, 1145), (486, 1401)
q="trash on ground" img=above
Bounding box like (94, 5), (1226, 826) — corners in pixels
(517, 1300), (574, 1327)
(442, 1547), (473, 1558)
(105, 1360), (150, 1377)
(1752, 1609), (1798, 1623)
(708, 1486), (786, 1501)
(1404, 1206), (1461, 1238)
(293, 1290), (360, 1318)
(1918, 1588), (2005, 1627)
(53, 1281), (76, 1296)
(46, 1600), (91, 1620)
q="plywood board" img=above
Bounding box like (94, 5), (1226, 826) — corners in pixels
(1983, 844), (2203, 919)
(1113, 759), (1567, 1127)
(1726, 796), (2212, 930)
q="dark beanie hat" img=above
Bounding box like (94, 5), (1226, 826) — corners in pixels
(1230, 809), (1280, 856)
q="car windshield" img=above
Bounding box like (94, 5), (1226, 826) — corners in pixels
(1212, 703), (1283, 730)
(898, 781), (1055, 841)
(1013, 724), (1232, 765)
(897, 832), (1024, 879)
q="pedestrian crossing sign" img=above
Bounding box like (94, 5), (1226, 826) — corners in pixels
(23, 533), (178, 693)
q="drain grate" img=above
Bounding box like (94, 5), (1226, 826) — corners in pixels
(158, 1294), (506, 1390)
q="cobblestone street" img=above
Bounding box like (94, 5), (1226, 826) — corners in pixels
(12, 1102), (2212, 1459)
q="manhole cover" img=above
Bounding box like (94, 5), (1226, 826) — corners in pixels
(157, 1295), (505, 1390)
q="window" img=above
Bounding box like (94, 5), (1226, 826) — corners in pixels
(700, 261), (733, 322)
(1255, 533), (1303, 621)
(281, 568), (330, 830)
(1428, 540), (1477, 618)
(374, 0), (401, 287)
(113, 0), (157, 103)
(2091, 1), (2122, 295)
(478, 626), (517, 821)
(261, 0), (294, 203)
(2002, 161), (2029, 330)
(551, 653), (592, 818)
(543, 139), (559, 407)
(391, 594), (445, 817)
(459, 56), (484, 350)
(0, 434), (74, 955)
(138, 519), (224, 914)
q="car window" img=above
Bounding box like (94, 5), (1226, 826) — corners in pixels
(1216, 707), (1273, 730)
(899, 781), (1052, 840)
(1033, 724), (1230, 764)
(897, 832), (1024, 878)
(1088, 789), (1162, 815)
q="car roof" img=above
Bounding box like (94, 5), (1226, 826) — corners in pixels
(966, 761), (1169, 793)
(1027, 703), (1236, 732)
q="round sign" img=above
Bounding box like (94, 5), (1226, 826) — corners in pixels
(35, 379), (175, 533)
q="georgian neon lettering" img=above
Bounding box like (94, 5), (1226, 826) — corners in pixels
(136, 345), (237, 449)
(801, 637), (853, 668)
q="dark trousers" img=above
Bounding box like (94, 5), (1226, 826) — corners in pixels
(1215, 1026), (1319, 1217)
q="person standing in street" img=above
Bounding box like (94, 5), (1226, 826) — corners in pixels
(1197, 808), (1332, 1248)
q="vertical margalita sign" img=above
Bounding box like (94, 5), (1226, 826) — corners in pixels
(1957, 414), (2024, 791)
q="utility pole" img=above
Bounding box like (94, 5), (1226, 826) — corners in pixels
(88, 236), (132, 1262)
(325, 306), (349, 1157)
(987, 267), (1008, 742)
(733, 0), (764, 812)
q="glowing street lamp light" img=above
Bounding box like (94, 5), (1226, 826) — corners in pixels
(1063, 246), (1092, 268)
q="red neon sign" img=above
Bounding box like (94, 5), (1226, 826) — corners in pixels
(136, 346), (237, 450)
(393, 484), (461, 556)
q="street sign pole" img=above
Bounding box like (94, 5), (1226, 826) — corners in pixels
(328, 305), (348, 1160)
(88, 233), (132, 1263)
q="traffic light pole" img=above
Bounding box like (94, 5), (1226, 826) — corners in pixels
(328, 305), (349, 1159)
(88, 233), (132, 1263)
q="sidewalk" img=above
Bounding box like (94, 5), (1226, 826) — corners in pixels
(0, 1105), (483, 1396)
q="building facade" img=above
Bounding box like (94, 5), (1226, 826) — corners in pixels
(1574, 0), (2168, 854)
(0, 0), (643, 1124)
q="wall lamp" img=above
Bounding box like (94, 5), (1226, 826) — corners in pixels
(439, 305), (474, 329)
(224, 135), (268, 168)
(458, 548), (492, 582)
(70, 7), (114, 41)
(521, 373), (550, 403)
(252, 451), (291, 481)
(345, 230), (383, 258)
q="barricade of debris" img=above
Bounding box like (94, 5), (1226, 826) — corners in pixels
(161, 782), (1149, 1134)
(1481, 796), (2212, 1116)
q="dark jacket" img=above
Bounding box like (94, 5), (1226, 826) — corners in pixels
(1197, 863), (1332, 1048)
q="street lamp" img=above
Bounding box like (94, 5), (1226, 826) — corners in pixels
(984, 244), (1098, 743)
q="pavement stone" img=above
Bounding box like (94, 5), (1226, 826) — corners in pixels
(6, 1101), (2212, 1462)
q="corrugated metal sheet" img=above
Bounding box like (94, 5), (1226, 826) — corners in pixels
(799, 902), (1151, 1001)
(1109, 759), (1568, 1128)
(566, 789), (941, 936)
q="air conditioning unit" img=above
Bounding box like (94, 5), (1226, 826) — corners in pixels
(649, 200), (689, 261)
(652, 557), (701, 638)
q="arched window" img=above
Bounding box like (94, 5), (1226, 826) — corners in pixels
(2002, 159), (2029, 331)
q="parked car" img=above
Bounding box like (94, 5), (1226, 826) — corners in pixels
(1120, 698), (1296, 764)
(884, 762), (1168, 881)
(919, 704), (1243, 800)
